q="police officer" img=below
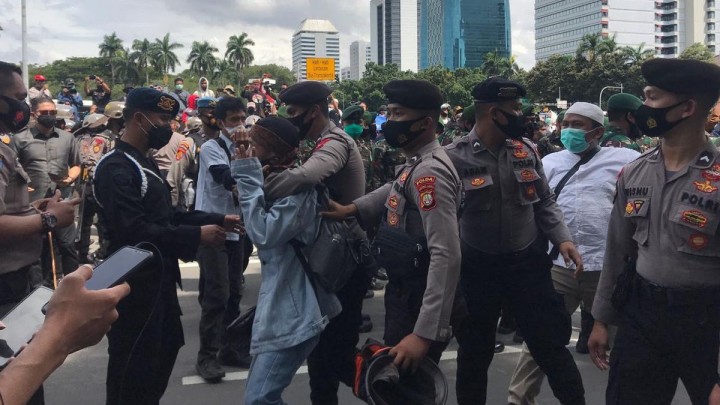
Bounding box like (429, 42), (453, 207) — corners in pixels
(603, 93), (642, 151)
(93, 88), (239, 405)
(589, 58), (720, 405)
(263, 81), (367, 405)
(324, 79), (461, 370)
(445, 77), (585, 405)
(168, 116), (204, 210)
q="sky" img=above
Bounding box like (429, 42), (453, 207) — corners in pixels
(0, 0), (537, 74)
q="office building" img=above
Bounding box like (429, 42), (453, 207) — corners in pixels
(419, 0), (464, 69)
(655, 0), (720, 57)
(460, 0), (512, 68)
(349, 40), (372, 80)
(292, 19), (340, 81)
(341, 67), (352, 81)
(370, 0), (419, 71)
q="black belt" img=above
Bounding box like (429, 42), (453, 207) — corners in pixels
(635, 275), (720, 306)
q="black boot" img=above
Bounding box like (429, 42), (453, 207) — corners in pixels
(576, 308), (594, 354)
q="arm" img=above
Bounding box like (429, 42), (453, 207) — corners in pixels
(97, 78), (111, 94)
(83, 79), (91, 97)
(533, 154), (572, 246)
(353, 183), (392, 227)
(201, 141), (234, 191)
(263, 136), (348, 200)
(209, 165), (234, 191)
(167, 139), (194, 207)
(231, 158), (317, 249)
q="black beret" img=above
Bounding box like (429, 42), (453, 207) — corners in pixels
(126, 88), (179, 116)
(255, 116), (300, 148)
(472, 77), (526, 103)
(642, 58), (720, 96)
(341, 105), (364, 121)
(383, 79), (444, 110)
(279, 81), (332, 105)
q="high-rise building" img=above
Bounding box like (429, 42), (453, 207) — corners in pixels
(370, 0), (419, 71)
(460, 0), (512, 68)
(419, 0), (463, 69)
(349, 40), (372, 80)
(341, 67), (352, 81)
(535, 0), (719, 61)
(292, 19), (340, 81)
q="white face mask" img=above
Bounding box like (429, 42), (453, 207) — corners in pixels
(222, 124), (242, 137)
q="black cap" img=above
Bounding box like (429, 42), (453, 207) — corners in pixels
(383, 79), (444, 111)
(254, 116), (301, 148)
(125, 88), (180, 116)
(279, 81), (332, 105)
(472, 77), (527, 103)
(641, 58), (720, 97)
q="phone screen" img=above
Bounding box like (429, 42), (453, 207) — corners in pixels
(0, 287), (54, 366)
(85, 246), (153, 291)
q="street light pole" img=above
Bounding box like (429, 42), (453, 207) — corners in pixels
(21, 0), (29, 95)
(599, 85), (623, 108)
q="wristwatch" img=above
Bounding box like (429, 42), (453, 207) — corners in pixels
(40, 212), (57, 233)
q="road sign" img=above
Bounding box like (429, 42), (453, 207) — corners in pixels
(306, 57), (336, 81)
(556, 99), (568, 109)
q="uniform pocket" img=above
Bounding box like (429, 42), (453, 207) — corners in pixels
(670, 202), (720, 257)
(632, 219), (649, 246)
(462, 175), (493, 210)
(514, 169), (541, 206)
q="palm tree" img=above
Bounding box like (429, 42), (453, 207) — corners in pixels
(225, 33), (255, 88)
(98, 32), (124, 86)
(576, 33), (602, 63)
(115, 48), (140, 85)
(187, 41), (219, 77)
(481, 50), (519, 78)
(212, 59), (237, 89)
(152, 33), (183, 76)
(621, 43), (654, 64)
(597, 34), (619, 56)
(130, 38), (154, 85)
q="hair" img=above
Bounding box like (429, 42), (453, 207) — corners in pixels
(122, 106), (139, 121)
(606, 109), (628, 122)
(695, 93), (719, 115)
(215, 96), (246, 120)
(0, 61), (22, 90)
(30, 96), (55, 111)
(174, 77), (183, 84)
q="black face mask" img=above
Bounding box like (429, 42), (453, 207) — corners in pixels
(140, 114), (173, 149)
(36, 115), (57, 129)
(200, 115), (220, 131)
(247, 107), (256, 116)
(0, 94), (31, 133)
(382, 116), (427, 148)
(493, 108), (526, 139)
(286, 108), (313, 139)
(634, 100), (689, 138)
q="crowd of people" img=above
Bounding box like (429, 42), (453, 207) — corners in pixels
(1, 55), (720, 405)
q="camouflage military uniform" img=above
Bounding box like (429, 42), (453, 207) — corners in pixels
(600, 128), (641, 152)
(371, 140), (407, 190)
(438, 126), (466, 147)
(296, 138), (317, 165)
(536, 133), (564, 158)
(356, 138), (375, 192)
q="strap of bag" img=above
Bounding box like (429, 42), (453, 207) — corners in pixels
(290, 239), (319, 294)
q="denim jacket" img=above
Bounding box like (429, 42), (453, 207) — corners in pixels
(231, 158), (341, 355)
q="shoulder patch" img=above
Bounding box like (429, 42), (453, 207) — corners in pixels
(176, 140), (192, 161)
(314, 138), (332, 151)
(415, 176), (437, 211)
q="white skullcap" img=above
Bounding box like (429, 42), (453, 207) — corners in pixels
(566, 102), (604, 126)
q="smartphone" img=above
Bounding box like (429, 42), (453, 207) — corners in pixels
(0, 287), (54, 367)
(89, 75), (96, 80)
(85, 246), (154, 291)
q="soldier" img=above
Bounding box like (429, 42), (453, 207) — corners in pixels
(445, 77), (585, 405)
(341, 105), (373, 192)
(263, 81), (368, 405)
(93, 88), (238, 404)
(73, 113), (113, 264)
(323, 79), (461, 372)
(602, 93), (642, 152)
(589, 59), (720, 404)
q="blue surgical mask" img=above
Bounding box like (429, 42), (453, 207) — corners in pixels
(560, 127), (594, 154)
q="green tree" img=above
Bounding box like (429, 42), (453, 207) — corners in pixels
(679, 43), (716, 62)
(621, 43), (654, 65)
(115, 48), (140, 85)
(481, 50), (520, 78)
(152, 33), (183, 76)
(225, 33), (255, 89)
(187, 41), (219, 77)
(98, 32), (124, 86)
(576, 33), (603, 63)
(212, 59), (237, 89)
(130, 38), (154, 85)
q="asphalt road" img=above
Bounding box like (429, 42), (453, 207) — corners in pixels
(43, 258), (693, 404)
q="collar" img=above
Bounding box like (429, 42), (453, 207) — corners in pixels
(219, 133), (233, 147)
(406, 140), (440, 164)
(318, 122), (336, 139)
(31, 126), (59, 139)
(468, 129), (487, 153)
(647, 138), (719, 168)
(115, 139), (145, 161)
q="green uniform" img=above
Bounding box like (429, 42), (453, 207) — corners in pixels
(600, 128), (641, 152)
(371, 140), (407, 189)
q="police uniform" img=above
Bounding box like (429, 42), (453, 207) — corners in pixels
(264, 81), (369, 404)
(167, 132), (203, 210)
(592, 58), (720, 404)
(93, 88), (226, 405)
(445, 77), (585, 405)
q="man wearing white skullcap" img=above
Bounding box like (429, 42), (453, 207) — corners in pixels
(507, 101), (640, 405)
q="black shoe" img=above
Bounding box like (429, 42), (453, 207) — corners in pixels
(361, 313), (371, 322)
(575, 338), (589, 354)
(512, 331), (524, 344)
(497, 316), (517, 335)
(494, 341), (505, 353)
(359, 318), (373, 333)
(369, 278), (385, 291)
(364, 289), (375, 299)
(218, 348), (252, 368)
(196, 357), (225, 383)
(375, 268), (388, 281)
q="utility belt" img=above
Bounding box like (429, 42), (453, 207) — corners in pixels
(634, 274), (720, 307)
(372, 222), (429, 285)
(0, 262), (42, 307)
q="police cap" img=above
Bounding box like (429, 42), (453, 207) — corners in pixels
(341, 105), (364, 121)
(383, 79), (444, 111)
(607, 93), (643, 112)
(196, 97), (218, 109)
(126, 87), (179, 116)
(279, 81), (332, 106)
(641, 58), (720, 97)
(472, 77), (526, 103)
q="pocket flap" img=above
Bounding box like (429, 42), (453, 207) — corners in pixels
(463, 174), (493, 190)
(670, 203), (719, 235)
(514, 169), (540, 183)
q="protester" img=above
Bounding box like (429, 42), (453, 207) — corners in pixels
(84, 75), (112, 113)
(194, 77), (215, 98)
(28, 74), (52, 102)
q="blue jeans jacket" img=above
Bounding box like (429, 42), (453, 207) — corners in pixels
(231, 158), (341, 355)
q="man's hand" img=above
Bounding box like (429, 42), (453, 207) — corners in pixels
(558, 241), (583, 278)
(588, 321), (610, 371)
(233, 144), (256, 160)
(200, 225), (226, 246)
(710, 383), (720, 405)
(223, 215), (242, 233)
(389, 334), (431, 372)
(42, 265), (130, 355)
(320, 200), (357, 221)
(45, 190), (81, 227)
(55, 176), (75, 188)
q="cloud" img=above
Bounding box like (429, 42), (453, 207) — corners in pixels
(0, 0), (536, 71)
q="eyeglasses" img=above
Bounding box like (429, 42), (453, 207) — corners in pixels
(36, 110), (57, 116)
